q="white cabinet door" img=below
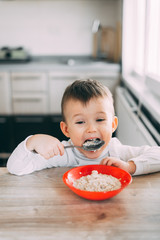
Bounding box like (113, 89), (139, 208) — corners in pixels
(83, 71), (119, 95)
(0, 72), (11, 114)
(49, 75), (76, 114)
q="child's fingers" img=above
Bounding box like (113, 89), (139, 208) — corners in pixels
(41, 152), (51, 160)
(58, 143), (65, 156)
(100, 157), (118, 166)
(46, 143), (64, 159)
(52, 145), (60, 156)
(100, 158), (110, 165)
(106, 159), (115, 166)
(35, 140), (64, 159)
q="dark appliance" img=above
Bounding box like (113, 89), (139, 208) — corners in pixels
(0, 46), (31, 63)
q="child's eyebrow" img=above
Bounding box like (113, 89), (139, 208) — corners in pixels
(72, 113), (84, 118)
(97, 111), (106, 114)
(96, 111), (109, 116)
(72, 112), (108, 119)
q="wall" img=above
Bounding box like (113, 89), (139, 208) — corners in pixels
(0, 0), (122, 56)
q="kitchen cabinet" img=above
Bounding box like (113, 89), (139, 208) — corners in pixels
(49, 72), (81, 114)
(0, 116), (14, 153)
(11, 72), (48, 114)
(0, 60), (120, 166)
(12, 115), (50, 147)
(0, 59), (120, 115)
(0, 72), (11, 114)
(49, 70), (120, 114)
(11, 72), (47, 91)
(85, 72), (120, 95)
(12, 93), (48, 115)
(0, 116), (14, 167)
(12, 115), (68, 148)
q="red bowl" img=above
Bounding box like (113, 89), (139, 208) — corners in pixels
(63, 165), (132, 201)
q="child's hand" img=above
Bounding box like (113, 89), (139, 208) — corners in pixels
(100, 157), (136, 175)
(26, 134), (64, 159)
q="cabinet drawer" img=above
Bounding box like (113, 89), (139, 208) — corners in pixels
(0, 72), (11, 114)
(11, 72), (47, 91)
(12, 94), (48, 114)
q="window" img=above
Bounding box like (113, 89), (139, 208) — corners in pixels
(134, 0), (146, 76)
(146, 0), (160, 77)
(122, 0), (160, 82)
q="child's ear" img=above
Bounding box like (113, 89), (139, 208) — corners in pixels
(60, 121), (70, 138)
(112, 116), (118, 133)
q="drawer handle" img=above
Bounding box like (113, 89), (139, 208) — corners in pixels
(13, 98), (43, 102)
(15, 117), (44, 123)
(0, 118), (6, 123)
(12, 77), (41, 80)
(51, 116), (63, 122)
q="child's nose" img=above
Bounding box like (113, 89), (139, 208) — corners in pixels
(86, 123), (96, 133)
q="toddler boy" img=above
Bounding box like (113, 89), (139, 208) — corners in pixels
(7, 79), (160, 176)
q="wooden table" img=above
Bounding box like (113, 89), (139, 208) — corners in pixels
(0, 167), (160, 240)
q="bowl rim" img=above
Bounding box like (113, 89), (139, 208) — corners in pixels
(63, 164), (132, 194)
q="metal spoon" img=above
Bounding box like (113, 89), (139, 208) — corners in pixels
(64, 139), (105, 151)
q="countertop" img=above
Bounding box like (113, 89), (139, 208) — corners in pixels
(0, 55), (120, 72)
(0, 167), (160, 240)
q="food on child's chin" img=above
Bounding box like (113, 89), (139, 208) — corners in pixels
(73, 170), (121, 192)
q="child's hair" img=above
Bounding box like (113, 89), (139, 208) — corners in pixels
(61, 79), (114, 122)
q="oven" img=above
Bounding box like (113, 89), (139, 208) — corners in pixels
(115, 87), (159, 146)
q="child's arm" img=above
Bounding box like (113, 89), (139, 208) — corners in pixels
(7, 134), (68, 176)
(102, 138), (160, 175)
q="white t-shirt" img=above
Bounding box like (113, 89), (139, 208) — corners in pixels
(7, 137), (160, 176)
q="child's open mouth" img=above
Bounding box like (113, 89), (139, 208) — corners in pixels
(82, 138), (105, 151)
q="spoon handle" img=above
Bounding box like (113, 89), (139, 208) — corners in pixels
(64, 145), (82, 149)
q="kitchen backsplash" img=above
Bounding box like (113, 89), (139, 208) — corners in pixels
(0, 0), (122, 56)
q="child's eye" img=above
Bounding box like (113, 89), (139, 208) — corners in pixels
(96, 118), (105, 122)
(76, 121), (85, 124)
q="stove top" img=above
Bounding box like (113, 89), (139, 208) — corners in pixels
(0, 47), (31, 63)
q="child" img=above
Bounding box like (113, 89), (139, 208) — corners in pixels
(7, 79), (160, 176)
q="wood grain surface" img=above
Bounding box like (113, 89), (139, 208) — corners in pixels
(0, 167), (160, 240)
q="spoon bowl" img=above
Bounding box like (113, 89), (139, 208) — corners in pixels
(64, 139), (105, 151)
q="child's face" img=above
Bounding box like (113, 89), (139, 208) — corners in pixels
(60, 96), (118, 159)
